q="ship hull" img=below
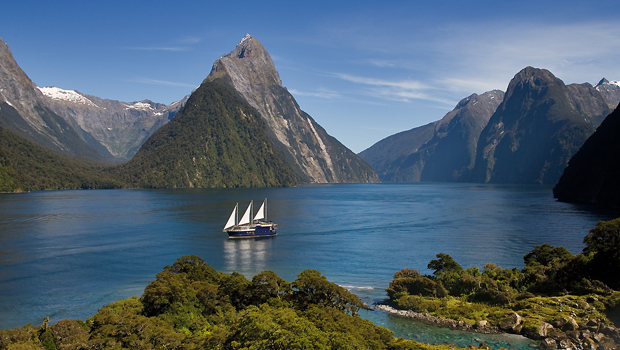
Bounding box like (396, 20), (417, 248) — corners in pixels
(227, 223), (277, 238)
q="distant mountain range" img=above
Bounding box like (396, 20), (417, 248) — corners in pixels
(38, 86), (188, 160)
(360, 67), (618, 185)
(359, 90), (504, 182)
(0, 34), (378, 190)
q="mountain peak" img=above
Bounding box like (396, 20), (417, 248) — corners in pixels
(206, 35), (282, 88)
(595, 78), (620, 88)
(596, 78), (610, 87)
(239, 33), (252, 45)
(204, 35), (379, 184)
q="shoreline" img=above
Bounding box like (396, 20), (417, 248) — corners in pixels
(374, 303), (504, 335)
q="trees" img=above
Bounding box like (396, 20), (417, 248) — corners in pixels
(427, 253), (463, 277)
(583, 217), (620, 289)
(523, 244), (572, 266)
(290, 270), (365, 315)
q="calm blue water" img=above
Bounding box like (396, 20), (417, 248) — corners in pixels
(0, 184), (616, 348)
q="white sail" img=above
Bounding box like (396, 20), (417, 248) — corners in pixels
(239, 201), (253, 226)
(254, 199), (265, 221)
(223, 204), (238, 231)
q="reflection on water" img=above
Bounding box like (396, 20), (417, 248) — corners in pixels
(223, 237), (273, 274)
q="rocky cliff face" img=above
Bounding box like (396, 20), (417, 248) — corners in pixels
(39, 86), (188, 160)
(471, 67), (611, 184)
(359, 90), (504, 182)
(0, 36), (104, 160)
(204, 34), (379, 183)
(115, 81), (299, 188)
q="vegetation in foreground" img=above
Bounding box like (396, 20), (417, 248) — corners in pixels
(0, 256), (465, 350)
(386, 218), (620, 350)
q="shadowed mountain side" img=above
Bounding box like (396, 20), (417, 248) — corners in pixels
(0, 123), (121, 192)
(204, 34), (379, 184)
(112, 82), (299, 188)
(553, 104), (620, 207)
(359, 90), (504, 182)
(359, 122), (436, 182)
(470, 67), (611, 184)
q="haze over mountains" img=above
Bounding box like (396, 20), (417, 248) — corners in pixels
(361, 67), (619, 185)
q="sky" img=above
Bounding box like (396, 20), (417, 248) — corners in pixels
(1, 1), (619, 153)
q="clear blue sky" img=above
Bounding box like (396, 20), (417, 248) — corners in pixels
(1, 0), (619, 153)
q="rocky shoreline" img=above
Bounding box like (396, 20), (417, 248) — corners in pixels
(375, 303), (620, 350)
(375, 304), (503, 334)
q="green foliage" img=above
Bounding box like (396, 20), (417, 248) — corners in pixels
(386, 218), (620, 344)
(0, 126), (123, 192)
(290, 269), (365, 315)
(4, 255), (470, 350)
(88, 297), (198, 349)
(249, 270), (291, 305)
(0, 324), (41, 350)
(583, 218), (620, 289)
(227, 304), (329, 350)
(113, 82), (299, 188)
(524, 244), (572, 266)
(163, 255), (220, 284)
(386, 272), (448, 299)
(428, 253), (463, 277)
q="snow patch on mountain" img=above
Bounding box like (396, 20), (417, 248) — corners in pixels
(38, 86), (100, 108)
(124, 101), (155, 111)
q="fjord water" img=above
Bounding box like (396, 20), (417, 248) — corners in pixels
(0, 184), (616, 347)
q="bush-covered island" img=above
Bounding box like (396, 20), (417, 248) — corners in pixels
(383, 218), (620, 350)
(0, 256), (464, 350)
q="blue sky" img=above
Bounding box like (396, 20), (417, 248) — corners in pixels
(1, 1), (619, 153)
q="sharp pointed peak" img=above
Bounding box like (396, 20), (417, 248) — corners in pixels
(239, 33), (253, 45)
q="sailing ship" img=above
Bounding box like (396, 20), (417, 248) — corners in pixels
(223, 199), (277, 238)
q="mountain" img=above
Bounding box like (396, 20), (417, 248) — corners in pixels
(553, 105), (620, 207)
(0, 125), (121, 192)
(359, 90), (504, 182)
(470, 67), (612, 184)
(203, 34), (379, 183)
(113, 81), (299, 188)
(0, 36), (107, 160)
(594, 78), (620, 109)
(39, 86), (188, 160)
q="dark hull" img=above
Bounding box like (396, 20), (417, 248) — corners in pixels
(227, 223), (277, 238)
